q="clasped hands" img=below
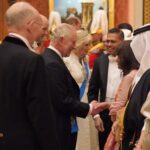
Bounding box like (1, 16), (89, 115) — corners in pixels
(90, 100), (111, 116)
(90, 100), (126, 117)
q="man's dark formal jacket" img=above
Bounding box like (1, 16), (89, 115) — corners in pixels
(88, 53), (109, 102)
(122, 69), (150, 150)
(0, 37), (60, 150)
(42, 48), (89, 150)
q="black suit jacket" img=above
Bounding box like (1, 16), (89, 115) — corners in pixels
(123, 69), (150, 149)
(88, 53), (109, 102)
(0, 37), (60, 150)
(42, 48), (89, 150)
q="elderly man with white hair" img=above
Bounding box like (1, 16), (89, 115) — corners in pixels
(122, 24), (150, 150)
(0, 2), (60, 150)
(42, 23), (106, 150)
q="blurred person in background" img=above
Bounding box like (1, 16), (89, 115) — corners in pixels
(49, 11), (61, 34)
(34, 14), (50, 54)
(88, 29), (105, 70)
(65, 16), (81, 30)
(90, 7), (108, 37)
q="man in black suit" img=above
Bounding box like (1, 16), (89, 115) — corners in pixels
(0, 2), (60, 150)
(88, 28), (124, 150)
(42, 23), (105, 150)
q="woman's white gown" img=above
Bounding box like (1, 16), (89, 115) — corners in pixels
(64, 52), (99, 150)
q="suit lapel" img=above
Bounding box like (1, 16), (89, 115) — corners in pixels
(45, 48), (79, 90)
(100, 54), (109, 98)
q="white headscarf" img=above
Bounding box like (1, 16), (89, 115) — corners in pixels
(133, 24), (150, 123)
(121, 29), (133, 40)
(131, 24), (150, 79)
(129, 24), (150, 124)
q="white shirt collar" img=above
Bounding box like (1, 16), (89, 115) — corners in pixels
(106, 56), (122, 101)
(8, 33), (36, 52)
(48, 45), (63, 59)
(108, 55), (117, 62)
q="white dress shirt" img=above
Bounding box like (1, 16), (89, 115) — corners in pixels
(106, 55), (122, 102)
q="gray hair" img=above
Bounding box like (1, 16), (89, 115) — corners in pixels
(5, 2), (39, 27)
(52, 23), (76, 40)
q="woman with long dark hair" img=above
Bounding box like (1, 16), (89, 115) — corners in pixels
(104, 40), (140, 150)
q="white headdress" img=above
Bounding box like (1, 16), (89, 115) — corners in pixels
(131, 24), (150, 78)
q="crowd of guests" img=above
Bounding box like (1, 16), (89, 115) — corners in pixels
(0, 2), (150, 150)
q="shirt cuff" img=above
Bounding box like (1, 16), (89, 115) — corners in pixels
(93, 114), (100, 120)
(142, 118), (150, 131)
(87, 104), (93, 116)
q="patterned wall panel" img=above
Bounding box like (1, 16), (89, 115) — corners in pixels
(144, 0), (150, 24)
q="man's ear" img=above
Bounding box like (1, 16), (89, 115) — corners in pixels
(57, 36), (64, 47)
(26, 20), (33, 31)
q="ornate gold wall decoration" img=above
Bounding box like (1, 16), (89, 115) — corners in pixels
(144, 0), (150, 24)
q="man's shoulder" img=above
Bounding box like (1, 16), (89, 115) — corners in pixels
(42, 48), (63, 68)
(42, 48), (56, 61)
(95, 52), (108, 62)
(14, 45), (39, 60)
(0, 41), (38, 58)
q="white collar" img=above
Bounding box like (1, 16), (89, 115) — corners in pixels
(8, 33), (36, 53)
(108, 55), (117, 62)
(48, 45), (63, 59)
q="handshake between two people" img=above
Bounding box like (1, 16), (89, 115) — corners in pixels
(89, 100), (111, 116)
